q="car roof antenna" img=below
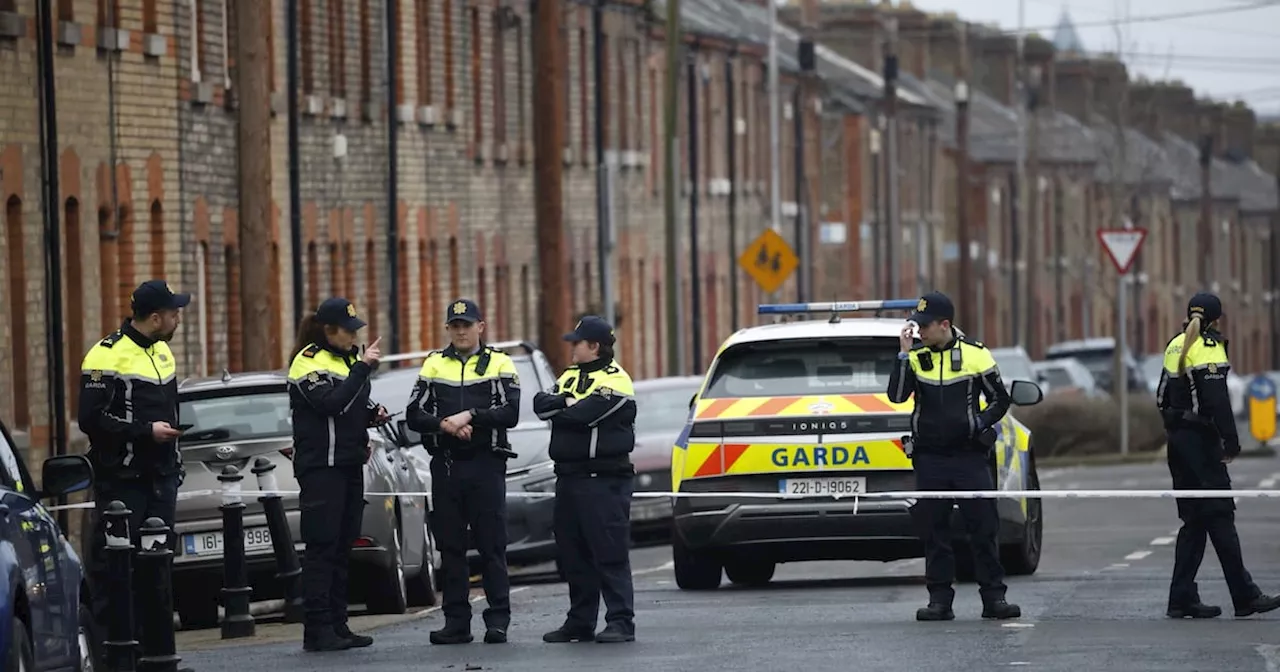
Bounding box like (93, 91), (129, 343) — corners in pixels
(221, 368), (232, 383)
(828, 291), (842, 324)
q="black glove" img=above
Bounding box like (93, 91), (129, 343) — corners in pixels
(975, 425), (998, 448)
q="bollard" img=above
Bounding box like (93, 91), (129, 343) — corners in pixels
(103, 500), (138, 672)
(137, 517), (182, 672)
(252, 456), (304, 623)
(218, 465), (255, 639)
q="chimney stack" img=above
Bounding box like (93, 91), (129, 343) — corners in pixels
(925, 16), (965, 79)
(972, 29), (1018, 107)
(891, 3), (931, 79)
(1023, 35), (1056, 112)
(1053, 59), (1094, 123)
(1128, 81), (1197, 141)
(1256, 123), (1280, 174)
(783, 1), (881, 72)
(1222, 103), (1257, 161)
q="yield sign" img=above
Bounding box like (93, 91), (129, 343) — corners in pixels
(1098, 228), (1147, 274)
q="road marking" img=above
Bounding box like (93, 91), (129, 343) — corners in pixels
(1261, 478), (1278, 489)
(1125, 550), (1152, 561)
(634, 560), (675, 576)
(1002, 622), (1035, 628)
(1150, 537), (1175, 546)
(1106, 563), (1130, 570)
(1009, 663), (1032, 667)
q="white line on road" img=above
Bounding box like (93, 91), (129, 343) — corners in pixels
(1002, 622), (1035, 628)
(633, 561), (675, 576)
(1150, 537), (1176, 546)
(1106, 563), (1130, 570)
(1261, 478), (1278, 489)
(1125, 550), (1153, 561)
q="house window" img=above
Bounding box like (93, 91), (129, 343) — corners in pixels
(329, 0), (347, 99)
(4, 197), (27, 430)
(443, 0), (454, 112)
(301, 0), (314, 94)
(491, 9), (507, 148)
(191, 0), (206, 82)
(143, 0), (158, 33)
(359, 0), (372, 110)
(416, 0), (432, 106)
(470, 7), (482, 147)
(149, 200), (164, 278)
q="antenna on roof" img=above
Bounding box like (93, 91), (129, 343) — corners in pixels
(221, 368), (232, 383)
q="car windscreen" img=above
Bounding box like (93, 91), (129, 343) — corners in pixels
(1051, 350), (1112, 379)
(991, 350), (1034, 382)
(1036, 367), (1074, 390)
(179, 389), (291, 443)
(634, 383), (700, 432)
(702, 339), (899, 398)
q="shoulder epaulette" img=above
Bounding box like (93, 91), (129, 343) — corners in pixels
(910, 342), (929, 352)
(98, 331), (123, 348)
(604, 364), (621, 374)
(959, 336), (986, 349)
(301, 344), (321, 358)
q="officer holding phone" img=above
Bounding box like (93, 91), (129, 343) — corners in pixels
(78, 280), (193, 662)
(886, 291), (1020, 622)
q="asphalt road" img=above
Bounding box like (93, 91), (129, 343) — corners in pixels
(177, 454), (1280, 672)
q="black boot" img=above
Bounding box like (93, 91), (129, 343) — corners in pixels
(595, 622), (635, 643)
(1167, 602), (1223, 619)
(1235, 593), (1280, 617)
(982, 598), (1022, 620)
(542, 625), (596, 643)
(334, 623), (374, 647)
(916, 603), (955, 621)
(430, 622), (474, 645)
(303, 626), (355, 652)
(483, 626), (508, 644)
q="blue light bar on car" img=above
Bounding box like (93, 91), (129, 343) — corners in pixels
(756, 300), (919, 315)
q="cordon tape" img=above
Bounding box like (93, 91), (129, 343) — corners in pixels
(45, 487), (1280, 513)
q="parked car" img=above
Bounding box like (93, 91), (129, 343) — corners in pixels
(629, 376), (704, 539)
(1139, 353), (1164, 395)
(167, 370), (436, 630)
(0, 416), (98, 671)
(1044, 338), (1146, 394)
(991, 346), (1051, 394)
(1032, 358), (1105, 399)
(371, 340), (563, 569)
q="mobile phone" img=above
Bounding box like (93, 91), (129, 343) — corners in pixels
(177, 423), (195, 432)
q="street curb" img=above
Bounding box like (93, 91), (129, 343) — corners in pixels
(1038, 448), (1165, 468)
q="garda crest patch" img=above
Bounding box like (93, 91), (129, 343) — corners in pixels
(917, 298), (928, 312)
(347, 304), (358, 317)
(598, 386), (614, 398)
(90, 370), (103, 382)
(453, 301), (468, 315)
(1208, 363), (1218, 374)
(307, 371), (320, 383)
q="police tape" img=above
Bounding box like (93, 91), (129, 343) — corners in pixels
(45, 487), (1280, 512)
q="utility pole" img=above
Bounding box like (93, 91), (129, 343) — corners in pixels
(768, 0), (781, 240)
(533, 0), (570, 372)
(1198, 133), (1213, 289)
(687, 54), (703, 372)
(795, 0), (817, 302)
(955, 22), (972, 328)
(287, 0), (303, 328)
(662, 0), (683, 375)
(384, 0), (401, 353)
(726, 56), (739, 331)
(1025, 64), (1041, 357)
(883, 16), (901, 297)
(592, 0), (615, 330)
(1011, 1), (1026, 347)
(235, 0), (275, 371)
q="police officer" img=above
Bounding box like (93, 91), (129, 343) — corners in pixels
(533, 315), (638, 644)
(287, 297), (388, 652)
(406, 298), (520, 645)
(1156, 292), (1280, 619)
(78, 280), (191, 664)
(886, 291), (1020, 622)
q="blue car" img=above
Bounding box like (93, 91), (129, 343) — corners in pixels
(0, 417), (98, 671)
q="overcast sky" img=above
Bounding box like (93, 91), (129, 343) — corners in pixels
(887, 0), (1280, 118)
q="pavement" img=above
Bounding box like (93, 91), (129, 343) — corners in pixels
(175, 452), (1280, 672)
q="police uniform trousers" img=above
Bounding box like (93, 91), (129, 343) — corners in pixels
(553, 473), (635, 634)
(911, 452), (1006, 606)
(1165, 426), (1262, 610)
(89, 473), (180, 647)
(429, 452), (510, 630)
(297, 465), (366, 630)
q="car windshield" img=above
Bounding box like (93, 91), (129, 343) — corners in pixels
(634, 383), (700, 432)
(179, 389), (292, 443)
(702, 339), (898, 398)
(1037, 367), (1075, 390)
(991, 350), (1034, 382)
(1052, 350), (1113, 381)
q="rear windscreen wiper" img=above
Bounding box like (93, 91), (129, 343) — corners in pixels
(181, 427), (232, 443)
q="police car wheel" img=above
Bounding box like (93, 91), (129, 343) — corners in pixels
(365, 523), (409, 615)
(6, 614), (33, 672)
(1001, 457), (1043, 576)
(76, 602), (101, 672)
(724, 559), (775, 587)
(407, 521), (438, 607)
(672, 534), (722, 591)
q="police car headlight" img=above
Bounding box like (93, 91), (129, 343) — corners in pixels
(523, 474), (557, 493)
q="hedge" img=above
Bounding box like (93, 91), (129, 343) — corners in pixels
(1012, 392), (1167, 458)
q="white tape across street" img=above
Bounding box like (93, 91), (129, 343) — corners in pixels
(45, 487), (1280, 513)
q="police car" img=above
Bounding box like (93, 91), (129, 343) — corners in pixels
(670, 300), (1046, 590)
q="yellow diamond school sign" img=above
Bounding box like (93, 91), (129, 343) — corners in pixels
(738, 229), (798, 295)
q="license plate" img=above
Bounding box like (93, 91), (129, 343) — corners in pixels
(183, 527), (274, 557)
(778, 476), (867, 497)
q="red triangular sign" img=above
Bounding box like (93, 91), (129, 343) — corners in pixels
(1097, 228), (1147, 274)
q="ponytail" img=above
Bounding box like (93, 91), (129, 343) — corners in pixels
(291, 314), (327, 360)
(1177, 315), (1201, 376)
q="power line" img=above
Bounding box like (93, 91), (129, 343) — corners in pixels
(897, 0), (1280, 37)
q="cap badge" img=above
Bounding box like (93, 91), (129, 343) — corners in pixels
(165, 282), (173, 293)
(917, 298), (928, 312)
(453, 301), (467, 315)
(347, 304), (358, 317)
(575, 319), (583, 330)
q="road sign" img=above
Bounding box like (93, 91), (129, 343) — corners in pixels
(1097, 228), (1147, 274)
(739, 228), (798, 294)
(1248, 374), (1277, 443)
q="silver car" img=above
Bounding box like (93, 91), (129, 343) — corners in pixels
(370, 340), (562, 569)
(629, 376), (704, 539)
(168, 370), (437, 629)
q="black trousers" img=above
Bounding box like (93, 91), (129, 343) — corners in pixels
(912, 452), (1006, 606)
(1166, 427), (1261, 609)
(554, 473), (634, 633)
(87, 474), (180, 648)
(298, 465), (365, 630)
(430, 453), (510, 630)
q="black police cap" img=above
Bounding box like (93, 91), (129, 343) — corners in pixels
(908, 291), (955, 325)
(316, 297), (367, 332)
(1187, 292), (1222, 324)
(445, 298), (483, 324)
(563, 315), (615, 345)
(131, 280), (192, 317)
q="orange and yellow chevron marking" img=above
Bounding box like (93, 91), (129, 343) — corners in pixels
(693, 394), (912, 421)
(681, 439), (912, 480)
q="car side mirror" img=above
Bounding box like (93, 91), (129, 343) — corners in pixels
(40, 454), (93, 499)
(1009, 380), (1044, 406)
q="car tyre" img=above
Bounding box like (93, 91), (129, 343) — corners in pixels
(77, 602), (101, 672)
(407, 521), (438, 608)
(724, 559), (775, 587)
(175, 579), (219, 630)
(6, 614), (33, 672)
(1002, 454), (1043, 576)
(672, 533), (722, 591)
(365, 522), (409, 615)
